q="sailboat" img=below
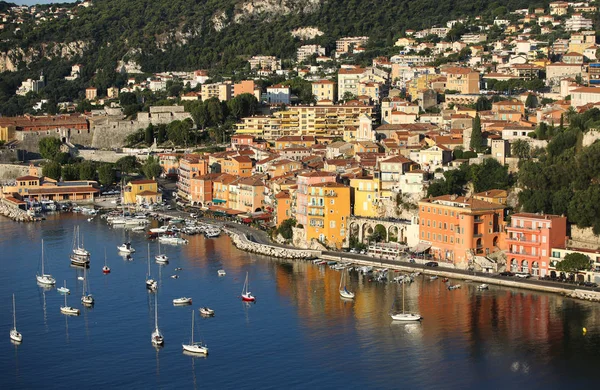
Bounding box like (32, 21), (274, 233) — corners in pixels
(71, 226), (91, 258)
(155, 238), (169, 263)
(81, 266), (94, 305)
(10, 294), (22, 343)
(36, 239), (56, 286)
(57, 280), (70, 294)
(146, 244), (157, 291)
(390, 279), (421, 321)
(102, 248), (111, 273)
(182, 311), (208, 355)
(151, 295), (164, 346)
(339, 267), (355, 299)
(60, 282), (80, 315)
(241, 272), (255, 302)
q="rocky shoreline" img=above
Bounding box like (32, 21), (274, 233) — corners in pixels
(0, 200), (36, 222)
(226, 229), (320, 260)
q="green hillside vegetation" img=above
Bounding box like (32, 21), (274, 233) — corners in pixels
(0, 0), (550, 113)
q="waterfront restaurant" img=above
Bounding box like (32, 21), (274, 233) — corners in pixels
(2, 175), (99, 202)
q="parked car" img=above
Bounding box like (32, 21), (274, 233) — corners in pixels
(515, 273), (531, 279)
(349, 248), (357, 254)
(425, 262), (438, 267)
(409, 258), (416, 263)
(499, 271), (514, 277)
(360, 250), (366, 255)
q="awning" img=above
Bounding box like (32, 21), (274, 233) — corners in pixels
(411, 242), (432, 253)
(212, 199), (226, 204)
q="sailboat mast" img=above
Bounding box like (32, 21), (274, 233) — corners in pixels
(402, 280), (405, 314)
(154, 295), (158, 330)
(12, 294), (16, 329)
(191, 311), (194, 343)
(41, 239), (45, 275)
(82, 268), (86, 296)
(148, 243), (151, 277)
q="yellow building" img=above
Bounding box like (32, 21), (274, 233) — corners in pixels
(473, 189), (508, 205)
(312, 80), (336, 102)
(442, 67), (480, 94)
(0, 124), (15, 142)
(124, 179), (160, 205)
(306, 182), (350, 249)
(349, 176), (381, 218)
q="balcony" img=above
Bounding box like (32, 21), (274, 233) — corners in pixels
(309, 204), (325, 209)
(507, 250), (539, 259)
(308, 212), (324, 217)
(473, 233), (482, 238)
(506, 236), (541, 245)
(506, 225), (541, 232)
(323, 191), (337, 197)
(474, 217), (483, 223)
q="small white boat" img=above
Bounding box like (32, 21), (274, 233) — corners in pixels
(199, 307), (214, 316)
(204, 228), (221, 238)
(57, 280), (70, 294)
(182, 311), (208, 355)
(390, 281), (421, 321)
(60, 284), (80, 316)
(130, 226), (146, 232)
(10, 294), (22, 343)
(71, 226), (91, 257)
(151, 296), (164, 346)
(81, 267), (94, 305)
(448, 284), (461, 290)
(339, 268), (355, 299)
(36, 240), (56, 286)
(175, 267), (183, 271)
(77, 276), (85, 281)
(171, 275), (179, 279)
(117, 242), (135, 253)
(477, 284), (489, 290)
(146, 244), (158, 291)
(241, 272), (256, 302)
(150, 225), (170, 234)
(70, 254), (90, 267)
(158, 236), (188, 245)
(217, 269), (226, 276)
(155, 239), (168, 263)
(173, 297), (192, 305)
(429, 276), (438, 281)
(103, 249), (111, 274)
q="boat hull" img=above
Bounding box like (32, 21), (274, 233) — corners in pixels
(36, 275), (56, 286)
(10, 329), (22, 342)
(390, 313), (422, 321)
(339, 290), (355, 299)
(60, 306), (80, 315)
(241, 294), (255, 302)
(182, 344), (208, 354)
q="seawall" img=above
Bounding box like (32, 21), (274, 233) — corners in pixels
(226, 229), (320, 259)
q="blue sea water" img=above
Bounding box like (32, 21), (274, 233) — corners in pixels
(0, 214), (598, 389)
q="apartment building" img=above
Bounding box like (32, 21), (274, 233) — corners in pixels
(442, 67), (480, 94)
(305, 182), (351, 249)
(296, 171), (338, 227)
(312, 80), (336, 102)
(201, 82), (232, 102)
(176, 155), (208, 203)
(418, 195), (506, 269)
(336, 36), (369, 54)
(248, 55), (282, 71)
(297, 44), (326, 62)
(338, 66), (366, 100)
(505, 213), (567, 277)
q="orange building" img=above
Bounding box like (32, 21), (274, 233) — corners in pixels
(306, 182), (351, 249)
(418, 195), (506, 268)
(269, 159), (302, 178)
(223, 156), (253, 177)
(275, 190), (292, 226)
(505, 213), (567, 277)
(6, 175), (99, 202)
(177, 154), (208, 202)
(158, 153), (181, 177)
(188, 173), (221, 206)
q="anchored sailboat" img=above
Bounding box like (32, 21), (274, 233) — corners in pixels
(36, 239), (56, 286)
(155, 238), (168, 263)
(146, 243), (157, 291)
(339, 267), (355, 299)
(182, 311), (208, 355)
(151, 295), (164, 346)
(390, 279), (421, 321)
(241, 272), (255, 302)
(60, 282), (80, 316)
(10, 294), (22, 343)
(81, 266), (94, 305)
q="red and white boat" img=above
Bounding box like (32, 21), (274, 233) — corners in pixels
(102, 248), (111, 273)
(241, 272), (255, 302)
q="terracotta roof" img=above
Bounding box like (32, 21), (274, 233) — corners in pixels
(275, 190), (290, 199)
(16, 175), (40, 181)
(137, 190), (159, 196)
(421, 195), (506, 211)
(27, 187), (99, 195)
(474, 189), (507, 197)
(129, 179), (156, 185)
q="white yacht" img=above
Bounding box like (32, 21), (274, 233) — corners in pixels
(10, 294), (22, 343)
(155, 239), (169, 263)
(173, 297), (192, 305)
(339, 268), (355, 299)
(151, 296), (164, 346)
(117, 242), (136, 253)
(204, 228), (221, 238)
(36, 240), (56, 286)
(146, 244), (157, 291)
(71, 226), (91, 258)
(81, 267), (94, 305)
(60, 283), (80, 316)
(182, 311), (208, 355)
(390, 281), (422, 321)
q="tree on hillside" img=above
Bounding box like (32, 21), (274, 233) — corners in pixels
(39, 137), (62, 161)
(469, 158), (511, 193)
(42, 161), (62, 180)
(142, 156), (162, 180)
(115, 155), (139, 174)
(61, 164), (79, 181)
(78, 161), (96, 181)
(469, 114), (484, 152)
(525, 94), (537, 109)
(144, 124), (155, 145)
(277, 218), (296, 240)
(556, 253), (591, 273)
(511, 139), (531, 159)
(98, 164), (116, 186)
(475, 96), (491, 111)
(167, 120), (193, 146)
(157, 124), (167, 144)
(369, 225), (387, 242)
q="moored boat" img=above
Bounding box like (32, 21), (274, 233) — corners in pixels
(477, 284), (489, 290)
(36, 240), (56, 286)
(10, 294), (22, 343)
(182, 311), (208, 355)
(339, 268), (355, 299)
(173, 297), (192, 305)
(199, 307), (214, 316)
(241, 272), (256, 302)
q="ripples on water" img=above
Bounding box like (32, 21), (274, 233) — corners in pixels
(0, 214), (599, 388)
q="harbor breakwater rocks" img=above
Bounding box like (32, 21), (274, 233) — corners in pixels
(0, 200), (35, 222)
(226, 229), (320, 259)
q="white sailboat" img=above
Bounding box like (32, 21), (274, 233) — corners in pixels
(241, 272), (255, 302)
(182, 311), (208, 355)
(57, 280), (70, 294)
(117, 241), (135, 253)
(339, 267), (355, 299)
(155, 238), (169, 263)
(390, 280), (421, 321)
(146, 244), (157, 291)
(60, 282), (80, 315)
(151, 295), (164, 346)
(71, 226), (90, 257)
(81, 266), (94, 305)
(36, 239), (56, 286)
(10, 294), (22, 343)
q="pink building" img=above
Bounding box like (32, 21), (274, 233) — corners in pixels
(295, 172), (337, 226)
(505, 213), (567, 277)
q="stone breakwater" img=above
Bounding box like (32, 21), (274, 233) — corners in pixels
(0, 200), (35, 222)
(226, 229), (320, 259)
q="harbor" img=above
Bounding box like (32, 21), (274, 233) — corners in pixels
(2, 213), (600, 388)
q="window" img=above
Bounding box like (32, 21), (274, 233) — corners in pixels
(444, 235), (447, 242)
(451, 211), (454, 217)
(443, 223), (447, 229)
(542, 236), (546, 243)
(542, 249), (547, 256)
(427, 233), (430, 239)
(427, 220), (430, 227)
(330, 221), (336, 228)
(421, 231), (425, 238)
(433, 221), (436, 228)
(450, 237), (454, 243)
(330, 199), (334, 205)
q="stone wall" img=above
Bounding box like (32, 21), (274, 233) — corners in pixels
(0, 148), (24, 163)
(0, 163), (33, 181)
(569, 226), (600, 250)
(16, 127), (94, 153)
(227, 229), (321, 259)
